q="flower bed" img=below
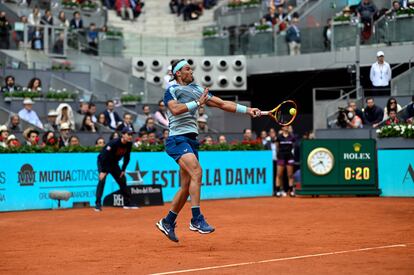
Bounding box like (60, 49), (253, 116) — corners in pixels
(376, 124), (414, 138)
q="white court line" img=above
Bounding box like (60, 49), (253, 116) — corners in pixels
(150, 244), (408, 275)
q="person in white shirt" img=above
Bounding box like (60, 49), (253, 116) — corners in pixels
(370, 51), (391, 91)
(18, 98), (43, 129)
(163, 66), (176, 90)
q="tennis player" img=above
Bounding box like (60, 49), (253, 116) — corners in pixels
(156, 59), (261, 242)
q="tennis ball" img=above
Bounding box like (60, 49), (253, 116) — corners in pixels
(289, 108), (297, 116)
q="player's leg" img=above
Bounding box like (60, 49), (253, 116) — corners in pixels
(171, 168), (191, 213)
(178, 153), (215, 234)
(110, 165), (135, 208)
(276, 162), (285, 197)
(95, 160), (107, 211)
(286, 163), (295, 197)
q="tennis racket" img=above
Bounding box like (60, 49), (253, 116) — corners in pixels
(260, 100), (298, 126)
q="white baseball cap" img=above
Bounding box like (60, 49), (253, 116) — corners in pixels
(377, 51), (385, 57)
(23, 98), (34, 105)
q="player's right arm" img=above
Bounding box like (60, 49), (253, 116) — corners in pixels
(164, 86), (200, 116)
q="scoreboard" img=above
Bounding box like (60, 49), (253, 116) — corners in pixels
(298, 139), (381, 195)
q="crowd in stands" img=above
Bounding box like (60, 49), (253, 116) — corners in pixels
(337, 96), (414, 129)
(0, 6), (114, 56)
(103, 0), (144, 21)
(169, 0), (217, 21)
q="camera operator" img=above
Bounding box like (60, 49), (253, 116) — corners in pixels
(337, 107), (363, 129)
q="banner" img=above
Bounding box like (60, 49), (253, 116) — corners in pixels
(0, 151), (272, 211)
(378, 149), (414, 197)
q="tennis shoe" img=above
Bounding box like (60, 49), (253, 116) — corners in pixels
(190, 214), (215, 234)
(281, 191), (287, 197)
(94, 204), (102, 212)
(156, 218), (179, 242)
(276, 191), (282, 197)
(289, 190), (296, 197)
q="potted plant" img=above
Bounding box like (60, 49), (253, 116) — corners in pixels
(62, 0), (79, 9)
(121, 94), (142, 106)
(45, 88), (76, 102)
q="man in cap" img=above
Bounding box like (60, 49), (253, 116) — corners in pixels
(18, 98), (43, 129)
(58, 122), (71, 148)
(44, 110), (59, 132)
(6, 135), (20, 148)
(23, 127), (40, 146)
(370, 51), (391, 94)
(94, 127), (137, 211)
(197, 116), (208, 133)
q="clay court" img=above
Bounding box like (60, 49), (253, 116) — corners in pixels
(1, 197), (414, 274)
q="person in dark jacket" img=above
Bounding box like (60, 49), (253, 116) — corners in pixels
(94, 127), (137, 211)
(363, 97), (384, 128)
(103, 100), (122, 130)
(286, 17), (301, 56)
(0, 11), (12, 49)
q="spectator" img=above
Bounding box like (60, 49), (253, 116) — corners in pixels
(41, 131), (57, 147)
(276, 125), (296, 197)
(182, 0), (202, 21)
(370, 51), (391, 93)
(43, 110), (59, 132)
(28, 7), (42, 26)
(242, 128), (253, 142)
(6, 135), (20, 148)
(134, 131), (148, 147)
(56, 103), (75, 130)
(23, 127), (40, 146)
(115, 0), (134, 21)
(0, 125), (9, 148)
(0, 11), (11, 49)
(363, 97), (384, 128)
(218, 134), (227, 144)
(13, 16), (29, 49)
(97, 112), (107, 126)
(88, 103), (98, 123)
(103, 100), (122, 130)
(80, 114), (97, 132)
(272, 0), (286, 8)
(70, 12), (84, 29)
(1, 76), (20, 93)
(7, 114), (22, 132)
(87, 23), (98, 55)
(286, 17), (301, 56)
(153, 100), (169, 127)
(68, 135), (81, 147)
(169, 0), (179, 13)
(139, 117), (157, 134)
(160, 129), (169, 144)
(264, 128), (277, 194)
(386, 1), (402, 17)
(197, 117), (209, 133)
(383, 97), (402, 120)
(116, 113), (134, 132)
(58, 122), (71, 147)
(30, 26), (43, 51)
(263, 6), (277, 26)
(357, 0), (377, 24)
(405, 96), (414, 123)
(323, 18), (332, 51)
(385, 109), (399, 125)
(345, 107), (363, 128)
(142, 104), (152, 119)
(77, 101), (90, 116)
(348, 100), (365, 124)
(40, 9), (53, 26)
(132, 0), (145, 18)
(27, 77), (42, 93)
(18, 98), (43, 129)
(95, 137), (106, 147)
(52, 32), (65, 55)
(198, 105), (208, 121)
(148, 132), (159, 144)
(259, 130), (268, 145)
(57, 11), (70, 28)
(109, 131), (120, 141)
(203, 136), (213, 145)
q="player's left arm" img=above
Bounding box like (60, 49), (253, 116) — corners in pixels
(205, 95), (261, 118)
(120, 144), (132, 177)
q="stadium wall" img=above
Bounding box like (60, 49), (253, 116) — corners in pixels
(0, 151), (273, 212)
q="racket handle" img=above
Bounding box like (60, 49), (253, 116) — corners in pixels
(260, 111), (269, 116)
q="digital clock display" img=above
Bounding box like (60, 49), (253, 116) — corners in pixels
(344, 167), (370, 180)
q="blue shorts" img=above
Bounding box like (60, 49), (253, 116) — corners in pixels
(165, 134), (199, 162)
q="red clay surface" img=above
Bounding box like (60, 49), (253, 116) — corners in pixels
(1, 197), (414, 274)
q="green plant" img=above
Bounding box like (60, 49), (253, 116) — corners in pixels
(0, 142), (266, 153)
(106, 30), (124, 37)
(255, 24), (271, 31)
(45, 90), (76, 100)
(334, 15), (351, 22)
(202, 29), (218, 37)
(81, 2), (98, 10)
(396, 8), (414, 16)
(62, 0), (79, 8)
(3, 90), (41, 98)
(121, 94), (142, 103)
(377, 124), (414, 138)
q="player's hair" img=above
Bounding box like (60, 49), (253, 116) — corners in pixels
(170, 59), (186, 80)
